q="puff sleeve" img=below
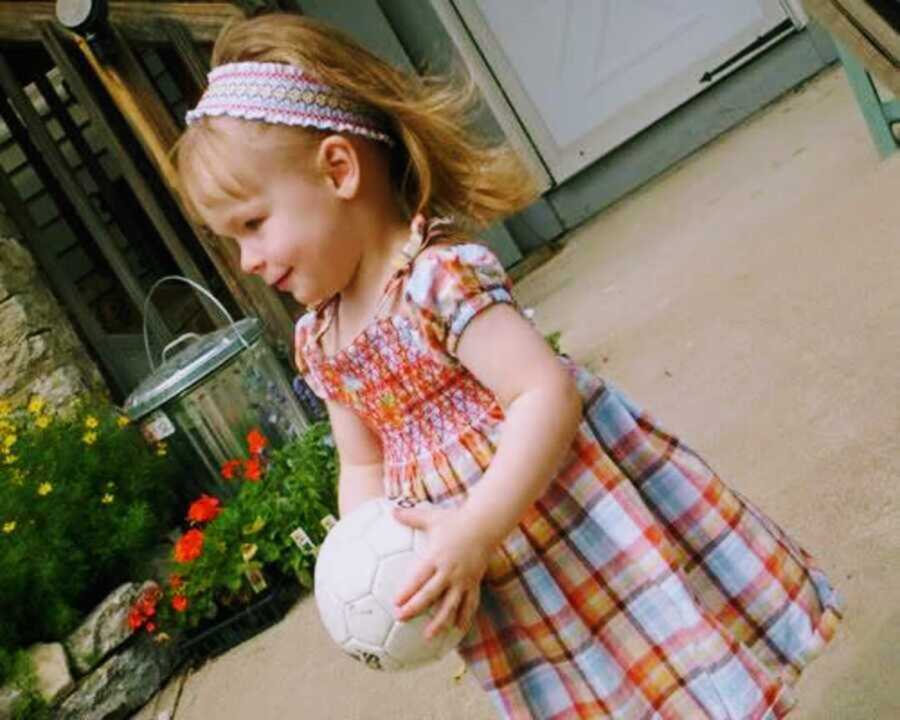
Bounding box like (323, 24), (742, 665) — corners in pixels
(404, 243), (516, 359)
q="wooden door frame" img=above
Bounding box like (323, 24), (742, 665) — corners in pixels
(0, 1), (296, 355)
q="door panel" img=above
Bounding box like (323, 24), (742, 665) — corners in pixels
(453, 0), (791, 181)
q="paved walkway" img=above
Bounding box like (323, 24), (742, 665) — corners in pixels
(136, 67), (900, 719)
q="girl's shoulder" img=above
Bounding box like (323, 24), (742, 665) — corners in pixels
(405, 240), (511, 307)
(402, 240), (514, 358)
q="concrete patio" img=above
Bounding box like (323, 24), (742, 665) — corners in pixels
(135, 65), (900, 720)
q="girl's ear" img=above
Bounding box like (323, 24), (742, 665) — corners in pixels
(316, 135), (360, 201)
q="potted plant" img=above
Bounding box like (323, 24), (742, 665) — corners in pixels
(129, 423), (338, 662)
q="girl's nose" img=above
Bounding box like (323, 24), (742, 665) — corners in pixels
(239, 246), (264, 275)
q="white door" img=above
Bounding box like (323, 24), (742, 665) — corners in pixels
(451, 1), (794, 182)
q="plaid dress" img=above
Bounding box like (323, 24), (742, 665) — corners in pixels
(295, 226), (842, 720)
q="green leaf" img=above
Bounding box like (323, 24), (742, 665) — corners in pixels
(242, 516), (266, 535)
(296, 567), (313, 589)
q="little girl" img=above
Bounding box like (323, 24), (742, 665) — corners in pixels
(175, 13), (842, 719)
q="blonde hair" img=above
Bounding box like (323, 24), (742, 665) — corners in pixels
(175, 12), (537, 229)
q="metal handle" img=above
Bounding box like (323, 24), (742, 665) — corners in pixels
(143, 275), (250, 370)
(161, 333), (202, 363)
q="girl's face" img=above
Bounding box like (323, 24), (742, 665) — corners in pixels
(188, 120), (364, 306)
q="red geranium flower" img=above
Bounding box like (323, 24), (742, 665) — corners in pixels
(173, 528), (205, 563)
(187, 494), (221, 524)
(243, 456), (262, 482)
(128, 608), (145, 630)
(138, 600), (156, 618)
(246, 428), (268, 455)
(220, 459), (241, 480)
(169, 574), (184, 591)
(171, 595), (189, 613)
(127, 586), (161, 632)
(136, 587), (160, 616)
(145, 622), (157, 633)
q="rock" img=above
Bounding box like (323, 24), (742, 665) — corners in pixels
(0, 236), (36, 298)
(0, 291), (58, 346)
(0, 236), (107, 407)
(28, 642), (74, 706)
(0, 685), (23, 720)
(128, 669), (188, 720)
(26, 365), (94, 409)
(65, 581), (159, 676)
(56, 636), (177, 720)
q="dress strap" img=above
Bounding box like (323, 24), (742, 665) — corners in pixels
(396, 214), (455, 270)
(375, 214), (455, 315)
(311, 215), (454, 347)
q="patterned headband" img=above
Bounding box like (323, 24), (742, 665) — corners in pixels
(185, 61), (394, 145)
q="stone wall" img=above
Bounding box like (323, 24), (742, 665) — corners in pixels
(0, 232), (106, 408)
(0, 582), (179, 720)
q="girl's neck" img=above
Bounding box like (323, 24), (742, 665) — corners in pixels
(341, 214), (409, 306)
(331, 210), (410, 348)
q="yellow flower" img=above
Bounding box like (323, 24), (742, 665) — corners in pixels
(101, 493), (114, 504)
(84, 416), (99, 429)
(2, 521), (15, 534)
(37, 482), (53, 496)
(35, 415), (51, 429)
(83, 431), (98, 445)
(3, 435), (16, 449)
(10, 469), (25, 486)
(0, 400), (10, 417)
(27, 396), (45, 415)
(3, 455), (17, 465)
(116, 416), (130, 429)
(156, 442), (168, 457)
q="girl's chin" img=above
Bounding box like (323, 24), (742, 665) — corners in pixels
(289, 286), (327, 307)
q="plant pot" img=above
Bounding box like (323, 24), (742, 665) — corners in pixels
(177, 578), (303, 665)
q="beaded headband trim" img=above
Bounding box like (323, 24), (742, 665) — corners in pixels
(185, 61), (394, 146)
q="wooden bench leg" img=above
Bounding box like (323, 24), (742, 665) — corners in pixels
(835, 41), (898, 158)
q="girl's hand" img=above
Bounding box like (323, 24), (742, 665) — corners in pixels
(393, 504), (489, 639)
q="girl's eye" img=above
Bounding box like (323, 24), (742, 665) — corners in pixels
(244, 217), (264, 232)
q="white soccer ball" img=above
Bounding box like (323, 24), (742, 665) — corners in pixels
(314, 497), (465, 671)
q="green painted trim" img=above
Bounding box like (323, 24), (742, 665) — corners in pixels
(882, 101), (900, 125)
(835, 41), (897, 158)
(545, 29), (835, 230)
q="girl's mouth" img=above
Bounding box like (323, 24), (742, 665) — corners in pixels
(275, 269), (293, 290)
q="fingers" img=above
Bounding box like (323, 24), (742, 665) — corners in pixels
(425, 587), (463, 639)
(392, 506), (432, 530)
(394, 561), (436, 609)
(455, 585), (480, 632)
(396, 569), (446, 620)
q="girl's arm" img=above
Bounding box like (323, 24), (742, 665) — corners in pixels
(326, 399), (385, 517)
(454, 304), (583, 547)
(394, 304), (582, 634)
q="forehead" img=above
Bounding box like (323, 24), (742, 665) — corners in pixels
(178, 119), (315, 222)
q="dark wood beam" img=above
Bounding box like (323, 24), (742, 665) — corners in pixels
(37, 21), (224, 325)
(62, 21), (295, 352)
(0, 3), (244, 43)
(159, 18), (209, 89)
(0, 51), (161, 325)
